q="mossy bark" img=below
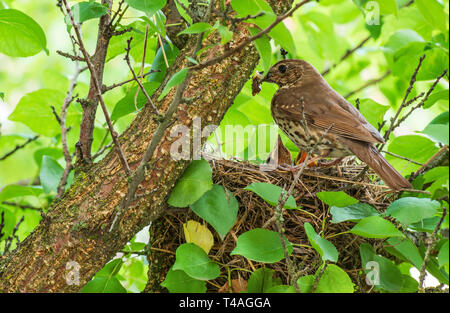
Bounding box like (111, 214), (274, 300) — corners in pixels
(0, 0), (292, 292)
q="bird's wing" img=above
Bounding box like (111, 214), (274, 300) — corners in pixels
(272, 86), (385, 144)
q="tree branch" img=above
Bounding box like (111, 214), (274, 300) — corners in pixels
(62, 0), (131, 176)
(0, 136), (39, 162)
(190, 0), (312, 71)
(344, 70), (391, 99)
(418, 207), (447, 292)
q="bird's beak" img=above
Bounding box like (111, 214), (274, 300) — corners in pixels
(260, 71), (271, 83)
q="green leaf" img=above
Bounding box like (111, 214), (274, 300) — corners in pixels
(33, 148), (63, 167)
(0, 9), (48, 57)
(244, 182), (298, 209)
(0, 185), (43, 202)
(230, 0), (274, 26)
(158, 68), (188, 101)
(269, 22), (296, 56)
(418, 242), (449, 285)
(148, 44), (180, 84)
(358, 99), (389, 130)
(125, 0), (167, 17)
(265, 285), (296, 293)
(230, 0), (295, 55)
(438, 240), (449, 268)
(313, 264), (354, 293)
(161, 267), (207, 293)
(247, 268), (282, 293)
(316, 191), (358, 207)
(350, 216), (404, 238)
(420, 123), (449, 145)
(172, 243), (220, 280)
(213, 21), (233, 45)
(111, 82), (160, 121)
(168, 159), (213, 207)
(9, 89), (80, 137)
(384, 197), (440, 225)
(82, 277), (126, 293)
(423, 90), (449, 109)
(415, 0), (448, 35)
(64, 2), (107, 26)
(230, 228), (293, 263)
(97, 259), (124, 277)
(82, 259), (126, 293)
(386, 135), (439, 175)
(178, 22), (212, 35)
(429, 111), (449, 125)
(39, 155), (64, 193)
(384, 237), (423, 269)
(174, 0), (192, 25)
(304, 223), (339, 262)
(297, 274), (315, 293)
(409, 216), (443, 233)
(0, 92), (4, 100)
(330, 202), (380, 223)
(248, 27), (271, 75)
(360, 243), (404, 292)
(190, 184), (239, 240)
(0, 207), (16, 237)
(420, 167), (449, 199)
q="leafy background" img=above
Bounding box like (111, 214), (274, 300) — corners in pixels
(0, 0), (448, 293)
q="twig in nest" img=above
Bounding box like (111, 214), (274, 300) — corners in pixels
(272, 124), (334, 291)
(418, 207), (447, 292)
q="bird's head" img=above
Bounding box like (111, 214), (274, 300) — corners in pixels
(260, 59), (318, 87)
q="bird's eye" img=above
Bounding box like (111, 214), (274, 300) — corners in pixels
(278, 64), (287, 74)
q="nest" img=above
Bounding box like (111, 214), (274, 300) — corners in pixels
(155, 157), (401, 293)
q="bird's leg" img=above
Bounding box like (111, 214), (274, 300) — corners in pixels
(317, 157), (345, 176)
(278, 150), (330, 175)
(294, 150), (317, 167)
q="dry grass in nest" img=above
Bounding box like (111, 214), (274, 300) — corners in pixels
(159, 157), (402, 293)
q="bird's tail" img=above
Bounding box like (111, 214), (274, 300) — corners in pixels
(347, 141), (413, 190)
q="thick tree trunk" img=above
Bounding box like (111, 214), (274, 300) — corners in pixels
(0, 0), (292, 292)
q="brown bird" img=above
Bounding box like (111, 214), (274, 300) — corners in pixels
(260, 59), (412, 190)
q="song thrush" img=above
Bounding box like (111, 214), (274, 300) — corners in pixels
(259, 59), (412, 190)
